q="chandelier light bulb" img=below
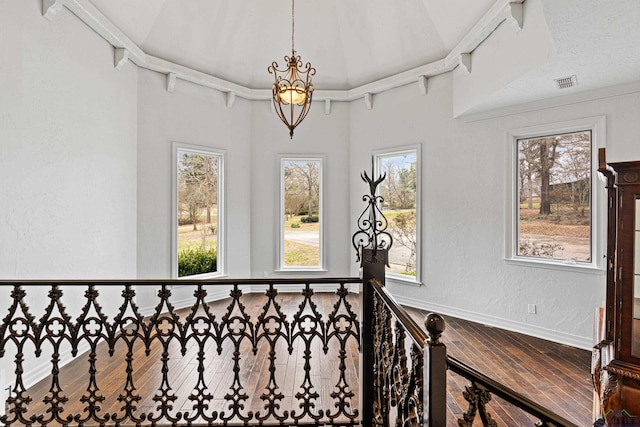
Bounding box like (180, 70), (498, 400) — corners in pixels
(278, 87), (307, 105)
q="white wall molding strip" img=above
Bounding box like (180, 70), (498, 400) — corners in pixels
(392, 295), (592, 350)
(144, 54), (258, 99)
(42, 0), (525, 103)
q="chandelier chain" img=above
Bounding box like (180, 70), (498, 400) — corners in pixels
(291, 0), (295, 53)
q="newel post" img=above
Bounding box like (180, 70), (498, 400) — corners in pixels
(424, 313), (447, 427)
(352, 166), (394, 427)
(361, 248), (387, 426)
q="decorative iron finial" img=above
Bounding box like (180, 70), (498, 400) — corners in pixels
(352, 165), (393, 264)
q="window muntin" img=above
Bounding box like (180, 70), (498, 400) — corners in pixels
(374, 147), (420, 283)
(174, 146), (224, 278)
(280, 158), (323, 270)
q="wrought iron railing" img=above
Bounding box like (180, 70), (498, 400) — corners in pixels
(367, 278), (430, 426)
(366, 277), (579, 427)
(0, 278), (360, 426)
(447, 357), (578, 427)
(0, 276), (584, 427)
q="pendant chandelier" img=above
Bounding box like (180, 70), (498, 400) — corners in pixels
(268, 0), (315, 139)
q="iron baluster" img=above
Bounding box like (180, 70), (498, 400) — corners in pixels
(0, 285), (36, 426)
(110, 284), (145, 424)
(145, 284), (184, 424)
(219, 284), (254, 422)
(254, 283), (289, 422)
(325, 282), (360, 423)
(182, 284), (218, 424)
(35, 285), (73, 425)
(290, 283), (325, 422)
(73, 284), (110, 424)
(458, 382), (498, 427)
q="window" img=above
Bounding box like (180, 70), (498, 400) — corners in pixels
(507, 117), (604, 270)
(173, 144), (224, 278)
(374, 146), (421, 284)
(280, 157), (323, 270)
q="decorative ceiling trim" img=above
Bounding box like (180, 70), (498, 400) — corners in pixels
(418, 76), (428, 96)
(166, 72), (177, 93)
(363, 93), (373, 110)
(504, 3), (524, 31)
(42, 0), (525, 106)
(458, 54), (472, 74)
(114, 48), (129, 70)
(42, 0), (65, 20)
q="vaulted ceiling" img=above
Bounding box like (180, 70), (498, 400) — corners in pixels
(81, 0), (640, 114)
(87, 0), (499, 89)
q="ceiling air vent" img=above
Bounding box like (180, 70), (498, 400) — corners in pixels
(554, 75), (578, 89)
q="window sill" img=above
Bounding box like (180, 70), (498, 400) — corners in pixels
(504, 257), (605, 275)
(386, 274), (423, 287)
(172, 272), (228, 286)
(274, 268), (329, 274)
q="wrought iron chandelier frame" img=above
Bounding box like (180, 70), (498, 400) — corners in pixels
(267, 0), (315, 139)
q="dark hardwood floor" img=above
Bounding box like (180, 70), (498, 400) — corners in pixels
(403, 307), (593, 426)
(19, 292), (592, 426)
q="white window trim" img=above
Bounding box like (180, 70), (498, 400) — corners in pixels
(505, 116), (606, 274)
(278, 156), (326, 272)
(373, 144), (422, 285)
(171, 141), (226, 279)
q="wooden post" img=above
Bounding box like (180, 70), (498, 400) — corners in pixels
(361, 248), (386, 426)
(424, 313), (447, 427)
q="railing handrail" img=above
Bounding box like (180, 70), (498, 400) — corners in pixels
(370, 278), (427, 348)
(447, 356), (578, 427)
(0, 277), (361, 286)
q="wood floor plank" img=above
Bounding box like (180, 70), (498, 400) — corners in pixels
(404, 306), (592, 426)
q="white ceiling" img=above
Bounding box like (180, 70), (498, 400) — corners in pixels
(470, 0), (640, 113)
(86, 0), (640, 113)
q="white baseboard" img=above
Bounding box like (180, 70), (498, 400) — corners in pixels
(0, 367), (6, 417)
(139, 286), (232, 317)
(392, 295), (592, 350)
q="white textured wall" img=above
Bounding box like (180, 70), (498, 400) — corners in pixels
(0, 0), (138, 279)
(136, 69), (252, 308)
(350, 74), (640, 349)
(0, 0), (138, 403)
(250, 100), (352, 278)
